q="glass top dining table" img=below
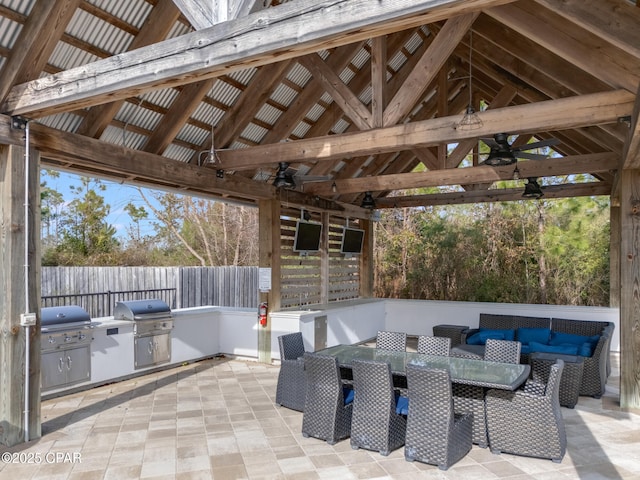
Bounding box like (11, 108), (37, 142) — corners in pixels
(318, 344), (530, 390)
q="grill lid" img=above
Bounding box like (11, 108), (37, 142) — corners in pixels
(41, 305), (91, 328)
(113, 299), (172, 321)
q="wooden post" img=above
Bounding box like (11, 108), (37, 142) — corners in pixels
(257, 199), (280, 364)
(610, 204), (621, 308)
(320, 212), (329, 304)
(0, 143), (41, 446)
(359, 219), (374, 297)
(619, 169), (640, 409)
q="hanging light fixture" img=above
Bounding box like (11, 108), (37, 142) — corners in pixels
(273, 162), (296, 189)
(198, 122), (221, 166)
(522, 177), (544, 199)
(455, 30), (483, 131)
(360, 191), (376, 209)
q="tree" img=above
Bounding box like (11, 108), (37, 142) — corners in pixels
(52, 177), (119, 265)
(139, 190), (258, 266)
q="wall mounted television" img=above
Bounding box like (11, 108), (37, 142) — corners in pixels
(340, 227), (365, 255)
(293, 221), (322, 254)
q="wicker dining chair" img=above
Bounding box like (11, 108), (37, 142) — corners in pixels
(350, 359), (407, 456)
(485, 359), (567, 462)
(375, 331), (407, 352)
(484, 339), (522, 364)
(301, 353), (354, 445)
(451, 339), (522, 447)
(275, 332), (306, 412)
(417, 335), (451, 356)
(404, 364), (473, 470)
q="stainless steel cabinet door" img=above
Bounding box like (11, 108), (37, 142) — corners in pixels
(41, 351), (66, 391)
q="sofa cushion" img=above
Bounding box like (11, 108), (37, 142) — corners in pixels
(578, 342), (594, 357)
(466, 328), (515, 345)
(517, 327), (551, 345)
(549, 331), (600, 348)
(529, 341), (579, 355)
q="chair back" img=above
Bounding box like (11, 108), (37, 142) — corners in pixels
(279, 332), (305, 361)
(303, 352), (344, 406)
(352, 359), (395, 416)
(484, 339), (521, 364)
(545, 359), (565, 400)
(417, 335), (451, 356)
(406, 364), (454, 434)
(376, 330), (407, 351)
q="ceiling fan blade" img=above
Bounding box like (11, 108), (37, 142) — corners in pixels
(513, 138), (560, 152)
(480, 137), (500, 149)
(515, 152), (549, 161)
(296, 175), (332, 183)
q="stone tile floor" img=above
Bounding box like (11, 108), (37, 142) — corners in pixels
(1, 352), (639, 479)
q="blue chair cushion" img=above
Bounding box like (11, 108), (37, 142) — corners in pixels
(466, 328), (515, 345)
(517, 327), (551, 345)
(520, 344), (531, 355)
(395, 394), (409, 416)
(529, 341), (579, 355)
(343, 387), (355, 405)
(578, 342), (594, 357)
(549, 331), (600, 348)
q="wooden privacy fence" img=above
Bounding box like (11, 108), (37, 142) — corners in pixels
(41, 266), (259, 317)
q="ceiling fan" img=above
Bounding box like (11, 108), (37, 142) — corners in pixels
(480, 133), (560, 166)
(272, 162), (332, 189)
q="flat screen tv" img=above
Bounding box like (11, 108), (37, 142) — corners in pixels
(293, 221), (322, 254)
(340, 227), (365, 255)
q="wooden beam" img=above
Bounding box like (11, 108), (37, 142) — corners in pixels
(217, 90), (634, 170)
(299, 55), (373, 130)
(371, 36), (387, 128)
(75, 0), (182, 138)
(532, 0), (640, 60)
(485, 3), (640, 93)
(0, 0), (81, 102)
(307, 152), (618, 196)
(0, 144), (42, 447)
(2, 0), (515, 118)
(622, 82), (640, 169)
(375, 181), (611, 207)
(143, 80), (215, 154)
(619, 168), (640, 409)
(0, 115), (273, 201)
(383, 12), (478, 126)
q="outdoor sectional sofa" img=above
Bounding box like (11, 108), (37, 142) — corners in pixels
(457, 313), (614, 398)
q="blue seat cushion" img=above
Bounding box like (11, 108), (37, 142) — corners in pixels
(466, 328), (515, 345)
(343, 387), (355, 405)
(529, 341), (579, 355)
(578, 342), (594, 357)
(395, 393), (409, 416)
(517, 327), (551, 345)
(549, 331), (600, 349)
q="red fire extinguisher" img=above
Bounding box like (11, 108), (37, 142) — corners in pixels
(258, 302), (268, 327)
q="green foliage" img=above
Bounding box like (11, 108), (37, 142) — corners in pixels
(374, 196), (610, 306)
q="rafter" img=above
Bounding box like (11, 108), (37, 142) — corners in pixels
(1, 0), (515, 118)
(217, 90), (634, 170)
(0, 0), (81, 102)
(375, 181), (611, 208)
(309, 153), (617, 196)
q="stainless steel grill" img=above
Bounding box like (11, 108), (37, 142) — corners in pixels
(114, 299), (174, 369)
(41, 305), (93, 391)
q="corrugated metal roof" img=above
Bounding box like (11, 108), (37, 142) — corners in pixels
(89, 0), (151, 30)
(0, 17), (21, 49)
(67, 9), (132, 55)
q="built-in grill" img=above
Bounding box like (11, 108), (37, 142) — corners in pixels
(41, 305), (93, 392)
(113, 299), (174, 369)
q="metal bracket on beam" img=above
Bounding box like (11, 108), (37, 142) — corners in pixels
(10, 116), (28, 130)
(618, 115), (632, 127)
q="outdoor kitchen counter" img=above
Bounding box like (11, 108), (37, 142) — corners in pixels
(43, 306), (237, 398)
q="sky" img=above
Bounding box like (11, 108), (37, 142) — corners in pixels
(41, 168), (162, 240)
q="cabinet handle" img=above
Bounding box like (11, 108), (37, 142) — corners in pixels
(67, 356), (72, 370)
(58, 357), (64, 373)
(147, 340), (154, 354)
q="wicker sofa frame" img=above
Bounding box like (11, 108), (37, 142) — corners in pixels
(461, 314), (613, 398)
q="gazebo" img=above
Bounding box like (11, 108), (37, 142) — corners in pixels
(0, 0), (639, 448)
